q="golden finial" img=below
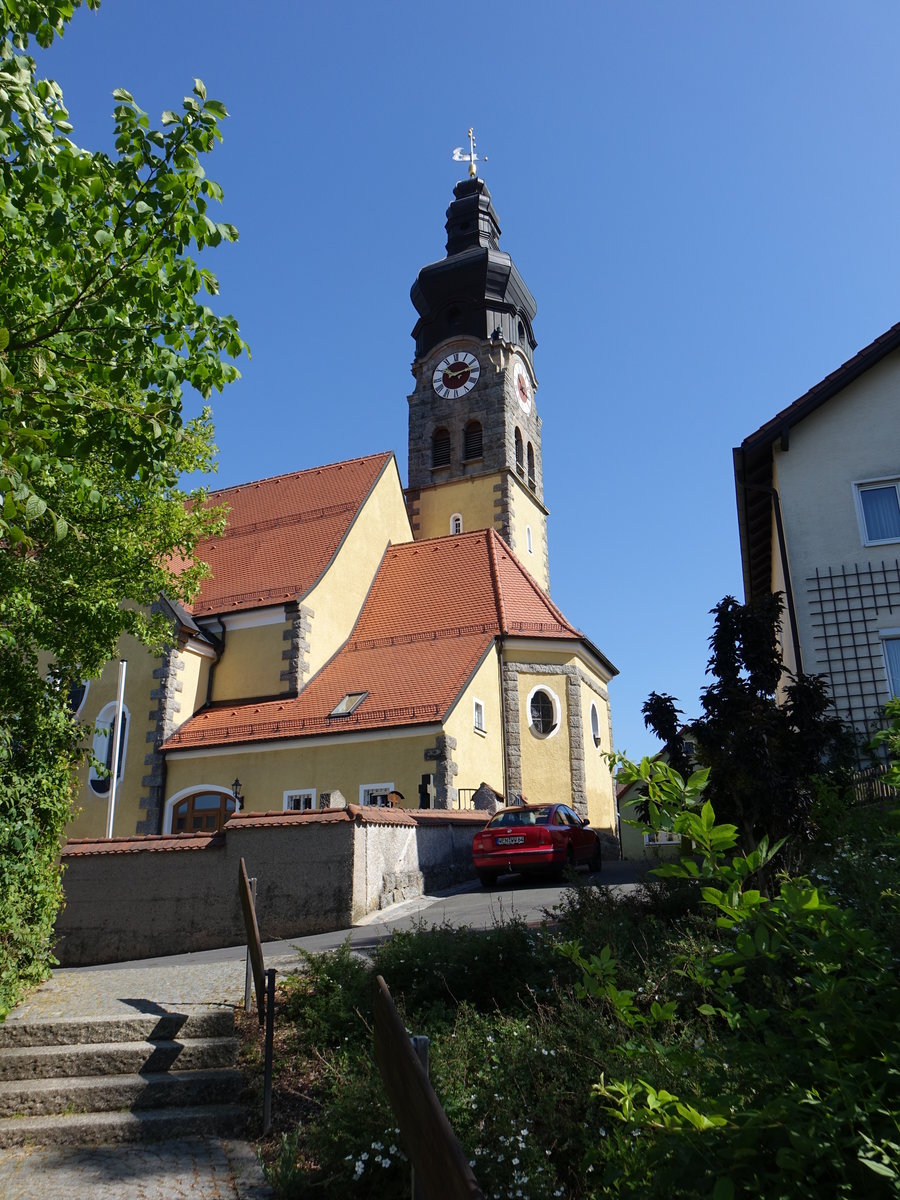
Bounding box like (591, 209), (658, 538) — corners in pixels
(451, 128), (487, 178)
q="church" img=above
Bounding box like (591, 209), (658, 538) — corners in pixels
(67, 166), (619, 844)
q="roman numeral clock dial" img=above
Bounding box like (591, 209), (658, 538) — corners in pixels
(432, 351), (480, 399)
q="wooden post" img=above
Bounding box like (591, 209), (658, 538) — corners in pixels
(238, 857), (266, 1025)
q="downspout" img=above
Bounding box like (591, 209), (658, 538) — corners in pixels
(204, 616), (227, 706)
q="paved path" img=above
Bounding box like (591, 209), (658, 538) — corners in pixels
(0, 1139), (269, 1200)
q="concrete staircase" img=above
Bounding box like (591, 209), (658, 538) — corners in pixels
(0, 1007), (245, 1147)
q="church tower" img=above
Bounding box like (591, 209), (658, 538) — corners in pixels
(406, 172), (550, 590)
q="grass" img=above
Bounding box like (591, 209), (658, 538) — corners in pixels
(239, 801), (900, 1199)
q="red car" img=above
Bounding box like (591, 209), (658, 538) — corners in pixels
(471, 803), (602, 888)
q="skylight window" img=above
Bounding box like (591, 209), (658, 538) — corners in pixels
(330, 692), (368, 716)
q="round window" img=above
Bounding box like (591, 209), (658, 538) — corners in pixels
(528, 687), (558, 737)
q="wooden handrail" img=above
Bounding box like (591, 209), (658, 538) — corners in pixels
(373, 975), (483, 1200)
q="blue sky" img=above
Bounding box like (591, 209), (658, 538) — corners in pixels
(38, 1), (900, 758)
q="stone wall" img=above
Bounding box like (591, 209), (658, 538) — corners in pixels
(55, 806), (488, 967)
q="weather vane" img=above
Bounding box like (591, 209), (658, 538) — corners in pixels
(451, 127), (487, 178)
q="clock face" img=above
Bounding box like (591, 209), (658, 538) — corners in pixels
(433, 351), (480, 399)
(513, 359), (533, 414)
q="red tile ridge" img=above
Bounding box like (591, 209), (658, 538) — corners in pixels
(346, 804), (417, 826)
(485, 527), (508, 631)
(226, 808), (352, 828)
(205, 451), (394, 504)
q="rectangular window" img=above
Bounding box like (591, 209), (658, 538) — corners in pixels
(643, 830), (681, 846)
(360, 782), (394, 806)
(330, 692), (368, 716)
(857, 480), (900, 544)
(284, 789), (316, 812)
(473, 698), (486, 734)
(883, 637), (900, 698)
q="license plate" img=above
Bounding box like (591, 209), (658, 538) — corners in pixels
(496, 835), (525, 846)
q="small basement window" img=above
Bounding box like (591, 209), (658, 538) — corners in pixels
(330, 692), (368, 716)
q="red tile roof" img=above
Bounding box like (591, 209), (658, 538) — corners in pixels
(188, 453), (395, 617)
(164, 528), (604, 752)
(61, 832), (224, 857)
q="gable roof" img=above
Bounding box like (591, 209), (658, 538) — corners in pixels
(163, 528), (616, 752)
(734, 320), (900, 603)
(187, 452), (396, 617)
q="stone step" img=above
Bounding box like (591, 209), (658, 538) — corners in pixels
(0, 1006), (234, 1048)
(0, 1035), (239, 1081)
(0, 1103), (246, 1148)
(0, 1067), (243, 1118)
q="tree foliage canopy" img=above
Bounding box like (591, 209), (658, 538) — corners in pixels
(643, 594), (853, 848)
(0, 0), (245, 1013)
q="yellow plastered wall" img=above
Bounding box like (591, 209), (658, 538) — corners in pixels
(443, 647), (505, 796)
(508, 481), (549, 591)
(413, 473), (500, 540)
(211, 618), (287, 702)
(177, 644), (212, 730)
(304, 463), (413, 678)
(69, 633), (160, 840)
(580, 678), (616, 831)
(164, 728), (444, 827)
(517, 669), (573, 806)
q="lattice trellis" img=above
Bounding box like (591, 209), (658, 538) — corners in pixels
(807, 559), (900, 744)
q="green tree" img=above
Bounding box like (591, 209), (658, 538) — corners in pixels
(644, 594), (853, 849)
(0, 0), (246, 1014)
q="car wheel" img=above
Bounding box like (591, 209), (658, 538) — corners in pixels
(478, 871), (499, 889)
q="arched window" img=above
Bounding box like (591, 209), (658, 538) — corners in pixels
(518, 320), (526, 343)
(450, 513), (463, 535)
(432, 427), (451, 468)
(527, 443), (536, 490)
(89, 701), (129, 795)
(170, 790), (236, 833)
(515, 428), (524, 477)
(463, 420), (483, 460)
(591, 703), (601, 747)
(526, 525), (533, 554)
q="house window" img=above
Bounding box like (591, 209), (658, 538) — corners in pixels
(463, 420), (483, 460)
(360, 782), (394, 806)
(171, 791), (236, 832)
(89, 702), (129, 795)
(432, 427), (451, 468)
(643, 830), (682, 847)
(527, 443), (536, 490)
(450, 513), (463, 535)
(527, 685), (560, 738)
(590, 703), (601, 747)
(856, 480), (900, 544)
(330, 691), (368, 716)
(515, 428), (524, 477)
(68, 679), (89, 717)
(474, 698), (486, 734)
(883, 636), (900, 697)
(284, 789), (317, 812)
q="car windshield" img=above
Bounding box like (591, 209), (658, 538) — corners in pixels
(487, 806), (553, 828)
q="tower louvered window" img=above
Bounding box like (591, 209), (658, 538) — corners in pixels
(527, 443), (536, 490)
(464, 420), (483, 460)
(432, 427), (451, 468)
(515, 428), (524, 477)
